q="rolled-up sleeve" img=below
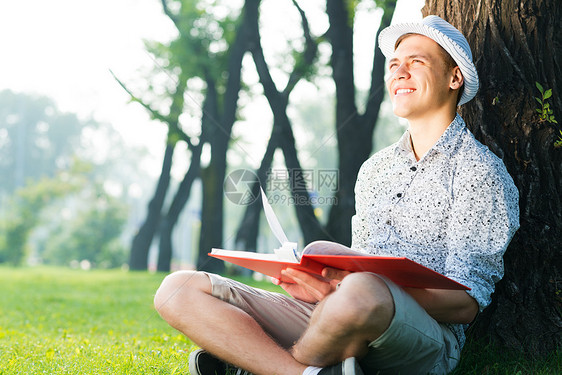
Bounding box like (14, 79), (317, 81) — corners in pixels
(445, 162), (520, 311)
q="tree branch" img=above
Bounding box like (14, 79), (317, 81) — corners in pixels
(161, 0), (181, 31)
(110, 70), (169, 124)
(110, 69), (194, 150)
(248, 11), (282, 105)
(362, 1), (396, 128)
(282, 0), (318, 98)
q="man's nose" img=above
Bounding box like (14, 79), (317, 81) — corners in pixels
(394, 63), (409, 79)
(385, 62), (409, 82)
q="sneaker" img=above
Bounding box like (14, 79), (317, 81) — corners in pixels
(318, 357), (364, 375)
(188, 349), (252, 375)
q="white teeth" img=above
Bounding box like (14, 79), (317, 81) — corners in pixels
(396, 89), (414, 94)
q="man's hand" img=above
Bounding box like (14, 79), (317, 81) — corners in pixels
(273, 267), (351, 303)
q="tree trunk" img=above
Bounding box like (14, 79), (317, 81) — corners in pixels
(197, 75), (225, 273)
(198, 144), (228, 273)
(277, 102), (328, 243)
(196, 0), (259, 272)
(234, 133), (277, 251)
(129, 142), (175, 270)
(424, 0), (562, 356)
(325, 0), (396, 246)
(157, 144), (202, 272)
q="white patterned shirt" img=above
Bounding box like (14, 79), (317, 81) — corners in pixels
(351, 114), (520, 348)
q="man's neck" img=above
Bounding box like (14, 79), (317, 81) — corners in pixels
(408, 110), (456, 161)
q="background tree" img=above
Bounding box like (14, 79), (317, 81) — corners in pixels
(42, 185), (128, 268)
(125, 0), (400, 272)
(159, 0), (258, 273)
(235, 0), (397, 253)
(424, 0), (561, 356)
(119, 71), (187, 271)
(0, 91), (140, 267)
(0, 158), (131, 268)
(0, 174), (78, 265)
(120, 0), (257, 272)
(0, 90), (86, 195)
(190, 0), (257, 273)
(242, 0), (325, 246)
(324, 0), (396, 245)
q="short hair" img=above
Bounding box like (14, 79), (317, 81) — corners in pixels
(395, 33), (464, 106)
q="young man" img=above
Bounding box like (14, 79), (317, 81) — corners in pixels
(154, 16), (519, 375)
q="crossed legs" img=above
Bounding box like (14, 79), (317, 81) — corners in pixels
(153, 271), (394, 375)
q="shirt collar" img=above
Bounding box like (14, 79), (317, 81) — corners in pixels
(395, 114), (466, 159)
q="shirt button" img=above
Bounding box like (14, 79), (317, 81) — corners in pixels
(410, 166), (417, 172)
(386, 220), (391, 225)
(397, 193), (402, 198)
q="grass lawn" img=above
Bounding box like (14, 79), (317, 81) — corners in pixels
(0, 266), (559, 374)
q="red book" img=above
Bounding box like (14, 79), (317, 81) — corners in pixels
(210, 240), (469, 290)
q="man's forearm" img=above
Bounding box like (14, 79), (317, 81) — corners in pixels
(403, 288), (478, 324)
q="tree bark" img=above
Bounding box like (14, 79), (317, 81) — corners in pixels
(424, 0), (562, 356)
(129, 142), (174, 270)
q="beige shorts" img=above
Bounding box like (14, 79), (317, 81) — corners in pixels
(204, 272), (460, 374)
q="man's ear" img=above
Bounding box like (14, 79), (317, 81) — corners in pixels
(450, 66), (464, 90)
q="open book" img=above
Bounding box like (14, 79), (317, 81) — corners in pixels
(210, 189), (469, 290)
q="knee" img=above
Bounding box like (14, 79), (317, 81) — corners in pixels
(328, 273), (394, 333)
(153, 270), (210, 320)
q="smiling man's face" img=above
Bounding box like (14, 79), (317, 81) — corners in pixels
(386, 34), (459, 122)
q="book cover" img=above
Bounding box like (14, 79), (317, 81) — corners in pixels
(209, 189), (469, 290)
(209, 245), (469, 290)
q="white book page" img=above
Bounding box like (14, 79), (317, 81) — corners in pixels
(260, 187), (289, 245)
(302, 240), (366, 256)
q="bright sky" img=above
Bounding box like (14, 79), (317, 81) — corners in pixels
(0, 0), (175, 169)
(0, 0), (423, 175)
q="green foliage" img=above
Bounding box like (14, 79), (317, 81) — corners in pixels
(0, 175), (79, 265)
(0, 159), (129, 268)
(42, 192), (128, 268)
(555, 130), (562, 149)
(535, 82), (562, 148)
(145, 0), (240, 91)
(535, 82), (557, 124)
(345, 0), (395, 26)
(345, 0), (360, 25)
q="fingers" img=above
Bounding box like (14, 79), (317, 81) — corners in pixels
(321, 267), (351, 281)
(283, 268), (327, 284)
(283, 268), (332, 302)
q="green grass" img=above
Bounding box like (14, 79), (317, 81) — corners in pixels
(451, 337), (561, 375)
(0, 266), (192, 374)
(0, 266), (559, 374)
